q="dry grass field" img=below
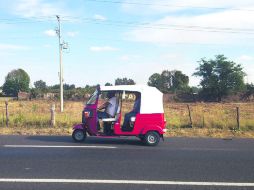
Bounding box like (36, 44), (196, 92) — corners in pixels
(0, 99), (253, 138)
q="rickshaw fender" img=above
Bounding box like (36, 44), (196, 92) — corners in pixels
(73, 123), (85, 130)
(141, 125), (164, 136)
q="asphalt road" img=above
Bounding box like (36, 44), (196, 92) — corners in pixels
(0, 135), (254, 190)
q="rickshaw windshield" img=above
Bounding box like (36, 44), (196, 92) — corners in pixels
(86, 90), (98, 105)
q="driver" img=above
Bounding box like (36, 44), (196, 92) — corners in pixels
(97, 92), (118, 119)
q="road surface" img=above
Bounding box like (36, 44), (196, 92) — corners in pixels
(0, 135), (254, 190)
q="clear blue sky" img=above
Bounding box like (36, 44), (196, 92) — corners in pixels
(0, 0), (254, 87)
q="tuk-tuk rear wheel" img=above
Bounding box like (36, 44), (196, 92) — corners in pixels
(144, 131), (160, 146)
(72, 129), (87, 142)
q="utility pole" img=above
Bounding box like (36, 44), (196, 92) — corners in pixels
(56, 15), (64, 112)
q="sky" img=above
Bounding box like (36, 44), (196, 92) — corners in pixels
(0, 0), (254, 87)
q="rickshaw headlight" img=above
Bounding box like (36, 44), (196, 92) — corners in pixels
(84, 111), (91, 118)
(163, 128), (167, 133)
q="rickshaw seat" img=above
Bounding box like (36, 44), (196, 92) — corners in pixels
(101, 118), (117, 122)
(130, 117), (136, 122)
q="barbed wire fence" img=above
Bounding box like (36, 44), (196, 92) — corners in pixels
(0, 100), (82, 128)
(166, 103), (254, 130)
(0, 100), (254, 131)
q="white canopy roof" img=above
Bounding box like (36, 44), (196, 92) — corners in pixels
(100, 85), (164, 114)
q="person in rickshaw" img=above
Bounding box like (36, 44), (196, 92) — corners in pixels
(97, 91), (118, 134)
(122, 93), (141, 131)
(97, 91), (118, 119)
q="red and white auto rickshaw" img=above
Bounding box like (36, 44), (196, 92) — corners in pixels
(72, 85), (166, 146)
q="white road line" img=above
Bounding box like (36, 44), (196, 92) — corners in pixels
(0, 179), (253, 187)
(3, 145), (116, 149)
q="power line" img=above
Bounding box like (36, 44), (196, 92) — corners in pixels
(61, 16), (254, 35)
(1, 15), (254, 36)
(2, 17), (254, 35)
(0, 16), (62, 24)
(85, 0), (254, 12)
(0, 21), (45, 24)
(1, 15), (254, 34)
(3, 33), (254, 47)
(0, 16), (57, 25)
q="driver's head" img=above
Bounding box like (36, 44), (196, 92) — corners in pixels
(107, 92), (115, 99)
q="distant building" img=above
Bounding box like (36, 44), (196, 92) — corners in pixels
(18, 91), (30, 100)
(84, 93), (91, 99)
(43, 93), (55, 99)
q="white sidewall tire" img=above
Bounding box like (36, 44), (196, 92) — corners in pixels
(72, 129), (86, 142)
(144, 131), (160, 146)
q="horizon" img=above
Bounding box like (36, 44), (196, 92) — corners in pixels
(0, 0), (254, 87)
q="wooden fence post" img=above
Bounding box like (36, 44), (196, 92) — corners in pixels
(202, 114), (205, 128)
(236, 107), (240, 130)
(5, 100), (9, 127)
(2, 111), (4, 126)
(51, 104), (56, 127)
(187, 104), (193, 128)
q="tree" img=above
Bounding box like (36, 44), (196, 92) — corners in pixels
(148, 70), (189, 93)
(147, 73), (162, 90)
(2, 69), (30, 97)
(0, 86), (3, 96)
(50, 84), (60, 90)
(34, 80), (47, 90)
(246, 83), (254, 95)
(31, 80), (48, 99)
(172, 71), (189, 92)
(243, 83), (254, 100)
(115, 77), (135, 85)
(160, 70), (172, 92)
(63, 84), (75, 90)
(83, 85), (97, 94)
(193, 55), (246, 101)
(105, 82), (113, 86)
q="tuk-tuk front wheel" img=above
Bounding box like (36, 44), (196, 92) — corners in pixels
(144, 131), (160, 146)
(72, 129), (87, 142)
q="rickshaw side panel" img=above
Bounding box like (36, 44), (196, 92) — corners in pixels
(84, 104), (98, 135)
(113, 113), (165, 135)
(135, 113), (165, 135)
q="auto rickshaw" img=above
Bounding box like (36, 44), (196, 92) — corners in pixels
(72, 85), (166, 146)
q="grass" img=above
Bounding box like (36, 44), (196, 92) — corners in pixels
(0, 100), (254, 138)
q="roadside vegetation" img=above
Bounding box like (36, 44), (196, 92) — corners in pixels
(0, 100), (253, 138)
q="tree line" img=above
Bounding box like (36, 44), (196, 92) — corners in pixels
(148, 55), (252, 102)
(1, 55), (253, 102)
